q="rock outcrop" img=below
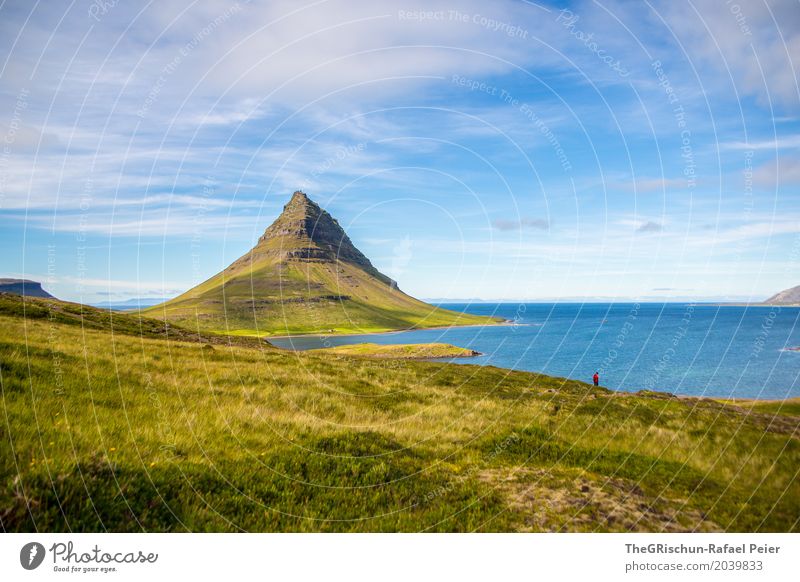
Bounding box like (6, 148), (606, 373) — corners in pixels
(228, 191), (390, 284)
(0, 278), (54, 298)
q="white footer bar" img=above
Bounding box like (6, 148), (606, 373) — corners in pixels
(2, 533), (797, 581)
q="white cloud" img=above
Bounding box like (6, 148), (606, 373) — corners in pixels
(1, 0), (572, 236)
(655, 0), (800, 108)
(722, 135), (800, 151)
(492, 217), (549, 231)
(16, 208), (262, 237)
(753, 156), (800, 188)
(617, 177), (686, 193)
(1, 0), (796, 301)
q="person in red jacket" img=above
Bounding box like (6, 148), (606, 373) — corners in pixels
(593, 372), (599, 386)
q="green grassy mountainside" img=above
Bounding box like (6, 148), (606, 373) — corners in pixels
(2, 294), (798, 532)
(144, 191), (497, 336)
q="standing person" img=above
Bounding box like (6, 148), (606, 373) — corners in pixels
(593, 371), (599, 386)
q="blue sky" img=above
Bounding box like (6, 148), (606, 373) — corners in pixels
(1, 0), (798, 303)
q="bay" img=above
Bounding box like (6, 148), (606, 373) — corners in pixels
(270, 302), (800, 400)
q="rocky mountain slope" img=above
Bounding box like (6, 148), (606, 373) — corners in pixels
(145, 191), (497, 335)
(764, 285), (800, 306)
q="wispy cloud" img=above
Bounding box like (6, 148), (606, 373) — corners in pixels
(753, 156), (800, 187)
(623, 177), (685, 193)
(492, 217), (549, 231)
(722, 136), (800, 151)
(636, 221), (663, 233)
(14, 209), (262, 237)
(654, 0), (800, 107)
(8, 273), (186, 295)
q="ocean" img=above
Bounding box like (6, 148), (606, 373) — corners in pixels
(270, 303), (800, 400)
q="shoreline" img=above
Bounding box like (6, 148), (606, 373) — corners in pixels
(271, 338), (796, 403)
(262, 313), (798, 403)
(263, 319), (515, 341)
(712, 302), (800, 308)
(306, 342), (484, 361)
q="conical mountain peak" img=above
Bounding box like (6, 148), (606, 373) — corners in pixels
(230, 191), (387, 281)
(147, 189), (496, 334)
(263, 190), (326, 239)
(288, 190), (310, 205)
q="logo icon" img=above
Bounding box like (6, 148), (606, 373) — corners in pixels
(20, 542), (46, 570)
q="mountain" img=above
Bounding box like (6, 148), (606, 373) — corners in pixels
(144, 191), (498, 335)
(91, 298), (169, 311)
(763, 285), (800, 306)
(0, 278), (54, 299)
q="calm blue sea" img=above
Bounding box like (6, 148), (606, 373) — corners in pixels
(271, 303), (800, 400)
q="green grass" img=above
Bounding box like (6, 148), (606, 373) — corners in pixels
(0, 293), (262, 348)
(144, 260), (499, 337)
(1, 295), (798, 532)
(309, 342), (480, 359)
(715, 398), (800, 418)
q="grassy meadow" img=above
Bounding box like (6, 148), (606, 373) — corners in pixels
(1, 294), (798, 532)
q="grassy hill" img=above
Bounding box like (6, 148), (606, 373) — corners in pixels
(1, 294), (798, 532)
(143, 191), (498, 336)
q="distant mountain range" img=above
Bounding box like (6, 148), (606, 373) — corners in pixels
(91, 298), (169, 311)
(143, 191), (496, 335)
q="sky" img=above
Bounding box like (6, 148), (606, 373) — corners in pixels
(0, 0), (798, 303)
